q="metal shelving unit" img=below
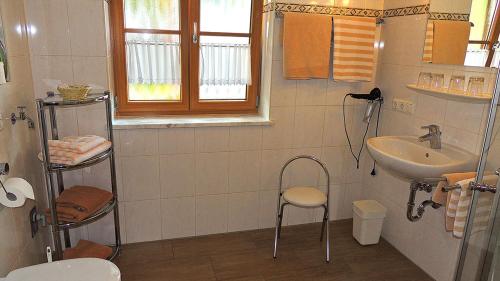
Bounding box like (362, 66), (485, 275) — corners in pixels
(36, 91), (121, 261)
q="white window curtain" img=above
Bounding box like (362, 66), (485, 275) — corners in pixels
(126, 40), (252, 86)
(199, 43), (252, 86)
(126, 40), (181, 85)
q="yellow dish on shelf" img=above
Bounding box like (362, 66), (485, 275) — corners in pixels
(57, 85), (92, 101)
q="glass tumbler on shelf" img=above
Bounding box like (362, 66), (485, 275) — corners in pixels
(448, 75), (466, 93)
(467, 77), (485, 96)
(417, 72), (432, 89)
(431, 73), (445, 90)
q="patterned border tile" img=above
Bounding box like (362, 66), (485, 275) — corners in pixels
(383, 4), (429, 18)
(428, 12), (470, 21)
(265, 2), (382, 18)
(264, 2), (470, 22)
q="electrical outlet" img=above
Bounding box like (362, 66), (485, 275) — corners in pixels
(392, 98), (414, 114)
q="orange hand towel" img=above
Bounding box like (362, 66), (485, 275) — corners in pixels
(63, 240), (112, 260)
(45, 186), (113, 223)
(45, 206), (92, 223)
(283, 12), (332, 79)
(57, 186), (113, 213)
(432, 21), (471, 65)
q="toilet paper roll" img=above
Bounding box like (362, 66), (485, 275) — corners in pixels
(0, 178), (34, 208)
(0, 62), (7, 85)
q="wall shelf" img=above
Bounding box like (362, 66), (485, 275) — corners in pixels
(407, 84), (492, 104)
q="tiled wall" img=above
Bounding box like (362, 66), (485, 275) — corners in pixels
(19, 0), (383, 246)
(110, 0), (384, 244)
(22, 0), (119, 248)
(0, 0), (45, 276)
(16, 0), (496, 280)
(361, 1), (497, 281)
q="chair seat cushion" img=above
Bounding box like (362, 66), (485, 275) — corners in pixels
(283, 186), (327, 208)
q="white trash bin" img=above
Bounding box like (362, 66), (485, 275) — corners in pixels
(352, 200), (387, 245)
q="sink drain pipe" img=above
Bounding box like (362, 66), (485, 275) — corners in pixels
(407, 181), (442, 222)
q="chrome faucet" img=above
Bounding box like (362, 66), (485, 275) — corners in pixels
(418, 125), (441, 149)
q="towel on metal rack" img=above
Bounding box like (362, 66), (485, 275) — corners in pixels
(446, 175), (498, 238)
(48, 135), (107, 154)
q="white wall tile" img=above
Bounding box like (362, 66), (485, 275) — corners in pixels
(292, 106), (325, 148)
(195, 127), (229, 152)
(260, 149), (291, 190)
(229, 127), (263, 151)
(158, 128), (195, 154)
(196, 194), (228, 235)
(119, 129), (158, 156)
(160, 154), (195, 198)
(296, 79), (327, 106)
(124, 200), (161, 243)
(228, 192), (259, 232)
(195, 152), (229, 195)
(24, 0), (70, 56)
(72, 56), (109, 90)
(262, 107), (295, 149)
(161, 197), (195, 239)
(228, 151), (261, 193)
(270, 61), (297, 107)
(121, 156), (160, 201)
(259, 190), (280, 228)
(286, 148), (322, 187)
(323, 106), (350, 147)
(67, 0), (107, 56)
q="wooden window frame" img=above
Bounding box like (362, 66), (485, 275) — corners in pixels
(109, 0), (262, 116)
(468, 0), (500, 67)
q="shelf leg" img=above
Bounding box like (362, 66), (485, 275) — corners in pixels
(106, 95), (122, 253)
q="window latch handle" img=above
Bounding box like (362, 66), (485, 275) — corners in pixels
(193, 22), (198, 44)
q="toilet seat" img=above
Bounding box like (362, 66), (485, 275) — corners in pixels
(3, 258), (120, 281)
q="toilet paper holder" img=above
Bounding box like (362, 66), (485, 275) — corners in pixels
(0, 163), (17, 202)
(0, 163), (8, 175)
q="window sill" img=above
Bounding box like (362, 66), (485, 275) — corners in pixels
(112, 114), (273, 129)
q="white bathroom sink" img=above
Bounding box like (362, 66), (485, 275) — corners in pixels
(1, 258), (120, 281)
(367, 136), (477, 179)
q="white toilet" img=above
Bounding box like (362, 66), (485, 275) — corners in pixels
(0, 258), (120, 281)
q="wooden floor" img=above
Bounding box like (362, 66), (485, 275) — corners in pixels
(114, 220), (434, 281)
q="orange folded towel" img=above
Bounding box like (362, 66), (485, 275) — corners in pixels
(45, 206), (93, 223)
(283, 12), (332, 79)
(45, 186), (113, 223)
(50, 141), (112, 166)
(63, 240), (113, 260)
(49, 135), (107, 154)
(57, 186), (113, 212)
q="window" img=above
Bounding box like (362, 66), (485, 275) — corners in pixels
(110, 0), (262, 115)
(467, 0), (500, 67)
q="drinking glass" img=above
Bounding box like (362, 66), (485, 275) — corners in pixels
(467, 77), (485, 96)
(448, 75), (466, 93)
(431, 73), (445, 90)
(417, 72), (432, 89)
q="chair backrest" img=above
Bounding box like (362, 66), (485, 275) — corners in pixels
(279, 155), (331, 198)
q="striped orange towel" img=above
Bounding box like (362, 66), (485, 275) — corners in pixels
(422, 21), (434, 63)
(333, 16), (376, 82)
(452, 175), (497, 238)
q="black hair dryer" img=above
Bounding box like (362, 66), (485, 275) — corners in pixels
(348, 88), (383, 123)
